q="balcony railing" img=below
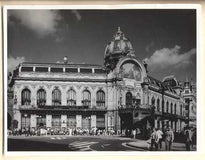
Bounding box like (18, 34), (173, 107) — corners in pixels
(19, 105), (107, 111)
(38, 105), (89, 109)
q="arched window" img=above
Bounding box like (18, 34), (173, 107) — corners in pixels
(67, 89), (76, 106)
(157, 98), (160, 111)
(37, 89), (46, 106)
(174, 104), (177, 115)
(52, 87), (61, 106)
(180, 104), (183, 115)
(151, 97), (155, 106)
(96, 90), (105, 107)
(82, 90), (91, 107)
(21, 88), (31, 105)
(162, 100), (165, 113)
(166, 101), (169, 113)
(170, 103), (173, 114)
(126, 92), (132, 107)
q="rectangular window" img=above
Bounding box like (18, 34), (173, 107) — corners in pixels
(96, 115), (105, 129)
(136, 99), (141, 105)
(52, 115), (61, 129)
(67, 116), (76, 129)
(36, 115), (46, 128)
(21, 67), (33, 72)
(80, 68), (92, 73)
(21, 115), (30, 129)
(65, 68), (78, 73)
(50, 67), (63, 73)
(35, 67), (48, 72)
(95, 69), (105, 74)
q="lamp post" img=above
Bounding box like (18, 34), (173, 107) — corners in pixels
(24, 114), (28, 129)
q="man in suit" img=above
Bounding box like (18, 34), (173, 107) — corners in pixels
(165, 127), (174, 151)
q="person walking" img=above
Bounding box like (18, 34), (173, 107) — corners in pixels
(150, 128), (159, 151)
(165, 127), (174, 151)
(184, 127), (192, 151)
(156, 128), (163, 149)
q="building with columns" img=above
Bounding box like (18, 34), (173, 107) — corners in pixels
(8, 28), (195, 136)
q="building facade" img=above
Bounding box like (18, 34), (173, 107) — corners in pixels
(9, 28), (196, 135)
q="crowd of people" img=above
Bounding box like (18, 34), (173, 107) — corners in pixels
(145, 126), (196, 151)
(9, 127), (117, 137)
(8, 125), (196, 151)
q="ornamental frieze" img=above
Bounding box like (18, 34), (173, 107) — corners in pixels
(91, 85), (96, 90)
(45, 84), (52, 89)
(76, 85), (82, 90)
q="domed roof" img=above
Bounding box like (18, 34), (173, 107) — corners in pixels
(162, 75), (178, 87)
(104, 27), (135, 59)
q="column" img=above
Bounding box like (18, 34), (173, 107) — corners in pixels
(76, 115), (82, 128)
(46, 115), (52, 128)
(168, 121), (171, 128)
(91, 115), (96, 128)
(76, 90), (81, 106)
(46, 89), (52, 105)
(174, 121), (176, 132)
(177, 119), (180, 132)
(31, 88), (37, 106)
(105, 113), (108, 131)
(91, 91), (96, 108)
(30, 114), (37, 128)
(159, 120), (162, 129)
(13, 111), (21, 130)
(116, 112), (121, 131)
(61, 115), (67, 128)
(61, 89), (67, 106)
(154, 119), (158, 128)
(16, 89), (21, 107)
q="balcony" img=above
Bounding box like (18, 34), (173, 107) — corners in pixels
(19, 105), (107, 115)
(38, 105), (89, 110)
(19, 105), (35, 109)
(118, 104), (153, 114)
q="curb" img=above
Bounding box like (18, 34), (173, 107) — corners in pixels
(126, 143), (148, 150)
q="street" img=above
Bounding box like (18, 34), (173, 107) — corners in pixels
(8, 135), (143, 151)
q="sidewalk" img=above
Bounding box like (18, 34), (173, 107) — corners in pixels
(127, 139), (196, 151)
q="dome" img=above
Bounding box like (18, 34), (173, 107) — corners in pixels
(104, 27), (135, 71)
(104, 27), (134, 58)
(162, 75), (178, 87)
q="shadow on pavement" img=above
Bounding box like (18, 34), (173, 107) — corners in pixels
(8, 139), (70, 151)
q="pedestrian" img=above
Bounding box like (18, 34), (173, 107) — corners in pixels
(191, 127), (196, 149)
(165, 127), (174, 151)
(150, 128), (159, 151)
(184, 126), (192, 151)
(156, 128), (163, 149)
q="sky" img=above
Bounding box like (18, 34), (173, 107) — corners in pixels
(7, 9), (196, 82)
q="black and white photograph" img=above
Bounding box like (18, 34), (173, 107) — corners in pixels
(4, 5), (198, 153)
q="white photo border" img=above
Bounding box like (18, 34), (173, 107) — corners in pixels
(2, 4), (202, 157)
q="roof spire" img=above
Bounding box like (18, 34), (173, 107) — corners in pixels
(117, 26), (122, 34)
(118, 26), (121, 32)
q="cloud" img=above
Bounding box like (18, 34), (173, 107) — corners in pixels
(8, 56), (25, 73)
(9, 10), (62, 38)
(144, 45), (196, 71)
(71, 10), (82, 21)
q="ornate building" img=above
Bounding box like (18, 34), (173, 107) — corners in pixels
(9, 28), (196, 136)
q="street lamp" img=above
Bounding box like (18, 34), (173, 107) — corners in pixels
(23, 114), (28, 130)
